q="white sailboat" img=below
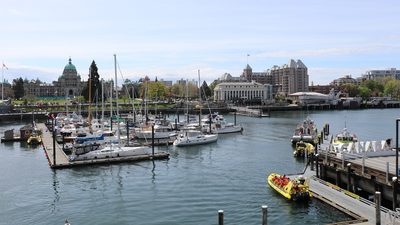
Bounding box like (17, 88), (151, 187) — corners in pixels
(173, 129), (218, 147)
(69, 54), (153, 161)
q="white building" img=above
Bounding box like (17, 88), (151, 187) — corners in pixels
(362, 68), (400, 80)
(213, 81), (273, 103)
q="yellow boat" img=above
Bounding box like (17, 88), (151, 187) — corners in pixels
(293, 141), (315, 157)
(267, 173), (311, 201)
(27, 132), (42, 145)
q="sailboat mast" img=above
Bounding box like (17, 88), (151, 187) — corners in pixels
(198, 69), (201, 101)
(101, 79), (104, 130)
(88, 66), (92, 131)
(114, 54), (121, 145)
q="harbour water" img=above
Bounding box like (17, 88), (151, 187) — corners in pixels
(0, 109), (398, 225)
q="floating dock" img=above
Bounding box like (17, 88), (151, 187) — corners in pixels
(37, 123), (169, 169)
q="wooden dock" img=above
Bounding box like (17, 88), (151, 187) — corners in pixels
(290, 165), (400, 225)
(37, 123), (169, 169)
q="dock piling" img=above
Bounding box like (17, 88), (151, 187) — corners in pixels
(315, 154), (319, 178)
(336, 169), (341, 187)
(52, 119), (56, 166)
(262, 205), (268, 225)
(386, 162), (390, 183)
(375, 191), (381, 225)
(393, 177), (398, 210)
(152, 125), (154, 157)
(347, 163), (352, 192)
(218, 210), (224, 225)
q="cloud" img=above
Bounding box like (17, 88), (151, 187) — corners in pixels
(255, 45), (400, 58)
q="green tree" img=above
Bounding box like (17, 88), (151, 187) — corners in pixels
(12, 77), (25, 99)
(82, 61), (102, 102)
(208, 80), (219, 96)
(147, 81), (166, 100)
(200, 81), (212, 100)
(358, 86), (372, 100)
(384, 78), (400, 99)
(361, 79), (384, 97)
(340, 83), (359, 97)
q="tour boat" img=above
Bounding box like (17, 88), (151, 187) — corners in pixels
(293, 141), (315, 157)
(267, 173), (311, 201)
(173, 130), (218, 147)
(291, 117), (317, 145)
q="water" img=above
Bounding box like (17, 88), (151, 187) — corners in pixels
(1, 108), (398, 225)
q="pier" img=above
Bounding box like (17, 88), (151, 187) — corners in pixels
(37, 123), (169, 169)
(290, 122), (400, 224)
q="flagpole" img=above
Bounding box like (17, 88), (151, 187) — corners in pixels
(1, 61), (4, 101)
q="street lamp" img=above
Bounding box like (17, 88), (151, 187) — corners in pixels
(396, 119), (400, 180)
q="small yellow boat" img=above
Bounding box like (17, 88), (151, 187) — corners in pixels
(27, 132), (42, 145)
(294, 141), (315, 157)
(267, 173), (311, 201)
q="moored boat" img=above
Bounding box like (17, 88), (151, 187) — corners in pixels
(27, 132), (42, 145)
(291, 117), (317, 146)
(173, 130), (218, 147)
(267, 173), (311, 201)
(331, 128), (358, 152)
(293, 141), (315, 157)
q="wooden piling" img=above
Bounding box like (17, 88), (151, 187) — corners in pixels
(316, 154), (319, 178)
(218, 210), (224, 225)
(347, 163), (352, 192)
(336, 169), (341, 187)
(151, 125), (155, 156)
(393, 177), (398, 210)
(375, 191), (381, 225)
(262, 205), (268, 225)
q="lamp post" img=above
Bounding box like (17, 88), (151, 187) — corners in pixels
(396, 119), (400, 180)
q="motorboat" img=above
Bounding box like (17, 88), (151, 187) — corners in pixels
(293, 141), (314, 157)
(173, 130), (218, 147)
(135, 123), (177, 139)
(291, 117), (317, 145)
(69, 145), (152, 161)
(267, 173), (311, 201)
(27, 130), (42, 145)
(331, 128), (358, 152)
(201, 113), (243, 134)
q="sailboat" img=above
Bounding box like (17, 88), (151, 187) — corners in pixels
(69, 54), (152, 161)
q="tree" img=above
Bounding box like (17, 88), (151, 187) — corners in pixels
(361, 79), (384, 97)
(358, 86), (372, 100)
(340, 84), (359, 97)
(82, 61), (101, 102)
(147, 81), (166, 100)
(12, 77), (25, 99)
(384, 78), (400, 99)
(200, 81), (212, 100)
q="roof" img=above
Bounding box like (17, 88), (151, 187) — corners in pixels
(289, 92), (327, 97)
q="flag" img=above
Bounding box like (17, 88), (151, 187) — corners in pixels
(2, 63), (8, 70)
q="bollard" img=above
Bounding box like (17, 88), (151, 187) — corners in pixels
(262, 205), (268, 225)
(347, 163), (352, 192)
(393, 177), (398, 210)
(375, 191), (381, 225)
(218, 210), (224, 225)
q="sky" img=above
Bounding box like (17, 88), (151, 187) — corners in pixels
(1, 0), (400, 85)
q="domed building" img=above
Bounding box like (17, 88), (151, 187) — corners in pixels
(24, 58), (85, 98)
(57, 58), (83, 97)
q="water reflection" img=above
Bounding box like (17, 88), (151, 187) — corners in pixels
(151, 160), (156, 184)
(51, 170), (60, 213)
